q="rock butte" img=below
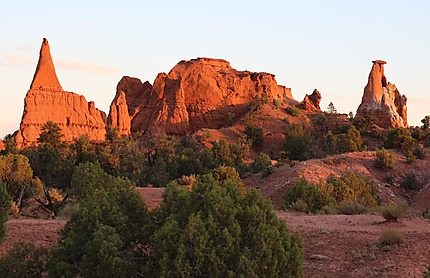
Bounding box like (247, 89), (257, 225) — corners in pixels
(108, 57), (294, 135)
(355, 60), (407, 128)
(15, 39), (106, 148)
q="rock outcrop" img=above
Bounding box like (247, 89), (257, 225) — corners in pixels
(110, 58), (294, 135)
(107, 76), (152, 136)
(16, 39), (106, 148)
(297, 89), (322, 112)
(355, 60), (407, 128)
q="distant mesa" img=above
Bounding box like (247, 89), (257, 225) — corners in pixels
(355, 60), (407, 128)
(15, 38), (106, 148)
(108, 57), (295, 136)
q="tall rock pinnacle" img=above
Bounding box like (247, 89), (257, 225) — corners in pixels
(16, 38), (106, 148)
(355, 60), (407, 128)
(30, 38), (62, 89)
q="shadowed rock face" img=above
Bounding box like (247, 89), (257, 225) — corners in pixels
(16, 39), (106, 148)
(355, 60), (407, 128)
(297, 89), (322, 112)
(109, 58), (294, 135)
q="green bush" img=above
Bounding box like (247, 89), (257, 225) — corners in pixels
(337, 200), (368, 215)
(384, 128), (415, 151)
(413, 144), (426, 159)
(0, 184), (10, 242)
(402, 171), (418, 190)
(0, 241), (49, 277)
(285, 124), (315, 161)
(374, 148), (394, 169)
(380, 202), (405, 222)
(286, 106), (301, 116)
(251, 152), (271, 174)
(146, 175), (304, 277)
(379, 229), (403, 246)
(324, 126), (364, 154)
(405, 151), (416, 164)
(283, 177), (334, 213)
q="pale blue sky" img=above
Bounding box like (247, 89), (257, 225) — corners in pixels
(1, 1), (429, 137)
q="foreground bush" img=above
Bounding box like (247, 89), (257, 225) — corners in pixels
(380, 202), (405, 222)
(0, 184), (10, 242)
(0, 241), (48, 277)
(49, 163), (304, 277)
(282, 177), (334, 214)
(146, 175), (303, 277)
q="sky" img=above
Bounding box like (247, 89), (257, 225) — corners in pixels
(1, 0), (430, 138)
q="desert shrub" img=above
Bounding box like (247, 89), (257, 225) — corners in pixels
(227, 112), (235, 126)
(251, 152), (271, 174)
(413, 144), (426, 159)
(384, 128), (415, 151)
(405, 151), (416, 164)
(385, 173), (394, 185)
(285, 123), (315, 161)
(324, 171), (377, 207)
(49, 162), (151, 277)
(324, 126), (364, 154)
(286, 106), (301, 116)
(57, 202), (79, 219)
(245, 124), (264, 148)
(380, 202), (405, 222)
(402, 171), (418, 190)
(379, 229), (403, 246)
(337, 200), (368, 215)
(283, 177), (334, 213)
(0, 184), (10, 242)
(354, 109), (377, 134)
(319, 203), (339, 215)
(374, 148), (394, 169)
(0, 241), (49, 277)
(291, 199), (308, 213)
(262, 164), (276, 177)
(146, 175), (304, 277)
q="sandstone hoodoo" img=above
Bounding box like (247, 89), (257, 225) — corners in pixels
(297, 89), (322, 112)
(109, 58), (295, 135)
(16, 39), (106, 148)
(355, 60), (407, 128)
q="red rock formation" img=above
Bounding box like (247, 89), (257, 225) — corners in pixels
(297, 89), (322, 112)
(107, 77), (152, 136)
(0, 140), (4, 152)
(355, 60), (407, 128)
(112, 58), (294, 135)
(16, 39), (106, 148)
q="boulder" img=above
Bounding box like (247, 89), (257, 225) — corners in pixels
(16, 39), (106, 148)
(355, 60), (407, 128)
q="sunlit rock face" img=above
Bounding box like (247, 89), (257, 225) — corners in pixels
(356, 60), (407, 128)
(16, 38), (106, 148)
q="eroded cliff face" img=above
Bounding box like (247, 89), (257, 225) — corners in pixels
(297, 89), (322, 112)
(16, 39), (106, 148)
(109, 58), (294, 135)
(355, 60), (407, 128)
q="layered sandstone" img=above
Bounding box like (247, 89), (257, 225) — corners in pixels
(355, 60), (407, 128)
(111, 58), (294, 135)
(16, 39), (106, 148)
(297, 89), (322, 112)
